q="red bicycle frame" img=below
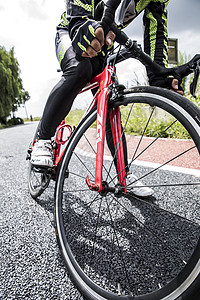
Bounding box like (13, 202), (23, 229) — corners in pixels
(84, 65), (127, 193)
(53, 121), (72, 166)
(30, 64), (127, 193)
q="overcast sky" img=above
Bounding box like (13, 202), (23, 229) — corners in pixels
(0, 0), (200, 118)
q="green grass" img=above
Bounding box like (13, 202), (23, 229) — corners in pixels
(120, 105), (191, 139)
(65, 106), (191, 140)
(19, 100), (195, 140)
(24, 117), (41, 122)
(0, 124), (6, 129)
(65, 109), (85, 127)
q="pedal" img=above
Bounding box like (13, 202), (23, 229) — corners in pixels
(26, 148), (32, 160)
(32, 166), (53, 174)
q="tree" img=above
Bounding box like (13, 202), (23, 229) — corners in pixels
(0, 46), (30, 124)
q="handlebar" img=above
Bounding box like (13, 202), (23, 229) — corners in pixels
(116, 30), (200, 97)
(100, 0), (200, 97)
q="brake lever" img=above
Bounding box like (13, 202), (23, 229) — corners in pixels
(190, 59), (200, 98)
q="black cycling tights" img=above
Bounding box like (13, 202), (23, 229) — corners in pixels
(39, 46), (129, 174)
(40, 46), (98, 139)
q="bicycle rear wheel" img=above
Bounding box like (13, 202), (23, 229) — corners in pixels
(28, 121), (51, 199)
(28, 164), (51, 199)
(55, 86), (200, 299)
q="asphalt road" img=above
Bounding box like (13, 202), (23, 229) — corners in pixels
(0, 122), (84, 300)
(1, 121), (200, 299)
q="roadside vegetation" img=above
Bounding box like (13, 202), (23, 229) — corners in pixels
(64, 105), (193, 140)
(0, 46), (30, 128)
(1, 47), (199, 139)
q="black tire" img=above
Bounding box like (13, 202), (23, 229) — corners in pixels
(28, 121), (51, 199)
(55, 86), (200, 299)
(28, 163), (51, 199)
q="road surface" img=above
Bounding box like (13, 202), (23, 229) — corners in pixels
(1, 121), (199, 299)
(0, 122), (84, 300)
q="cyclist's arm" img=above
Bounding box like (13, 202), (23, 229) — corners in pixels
(143, 1), (183, 94)
(65, 0), (116, 57)
(66, 0), (98, 39)
(143, 1), (169, 69)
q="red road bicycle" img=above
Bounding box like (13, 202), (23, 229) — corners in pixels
(27, 6), (200, 300)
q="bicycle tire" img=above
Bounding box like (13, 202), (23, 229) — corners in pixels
(28, 121), (51, 199)
(55, 86), (200, 300)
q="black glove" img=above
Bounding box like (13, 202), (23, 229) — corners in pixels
(148, 73), (183, 92)
(72, 20), (102, 57)
(94, 0), (104, 21)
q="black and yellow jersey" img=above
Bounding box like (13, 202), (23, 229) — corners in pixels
(57, 0), (170, 67)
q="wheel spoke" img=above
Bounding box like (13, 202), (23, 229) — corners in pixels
(73, 151), (95, 179)
(92, 198), (103, 255)
(126, 192), (199, 227)
(110, 195), (187, 265)
(105, 196), (132, 291)
(32, 170), (41, 187)
(126, 145), (197, 188)
(131, 105), (155, 161)
(126, 182), (200, 189)
(129, 119), (178, 165)
(56, 88), (200, 299)
(68, 170), (87, 180)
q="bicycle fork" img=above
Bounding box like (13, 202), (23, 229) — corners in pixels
(109, 107), (127, 193)
(86, 67), (126, 194)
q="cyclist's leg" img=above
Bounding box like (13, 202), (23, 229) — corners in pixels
(31, 29), (104, 167)
(40, 29), (106, 140)
(39, 45), (93, 139)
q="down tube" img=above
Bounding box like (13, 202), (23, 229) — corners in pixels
(94, 88), (110, 191)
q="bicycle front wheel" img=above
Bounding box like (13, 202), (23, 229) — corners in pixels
(55, 86), (200, 300)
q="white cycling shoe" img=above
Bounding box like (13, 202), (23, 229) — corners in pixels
(31, 139), (53, 168)
(126, 173), (154, 198)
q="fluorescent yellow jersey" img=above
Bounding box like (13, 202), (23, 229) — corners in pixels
(57, 0), (170, 67)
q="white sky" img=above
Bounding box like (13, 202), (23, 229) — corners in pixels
(0, 0), (200, 118)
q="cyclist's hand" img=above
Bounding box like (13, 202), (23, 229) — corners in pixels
(171, 78), (184, 95)
(72, 20), (116, 58)
(82, 29), (115, 57)
(82, 26), (104, 58)
(105, 30), (116, 47)
(149, 75), (184, 95)
(72, 20), (103, 58)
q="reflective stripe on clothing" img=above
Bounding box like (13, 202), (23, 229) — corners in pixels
(143, 1), (169, 67)
(55, 29), (71, 64)
(57, 0), (170, 67)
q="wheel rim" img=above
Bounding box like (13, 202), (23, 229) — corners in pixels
(56, 94), (200, 299)
(29, 163), (51, 198)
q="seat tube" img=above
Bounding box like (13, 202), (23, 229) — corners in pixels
(54, 120), (66, 165)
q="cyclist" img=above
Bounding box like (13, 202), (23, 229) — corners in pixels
(31, 0), (183, 197)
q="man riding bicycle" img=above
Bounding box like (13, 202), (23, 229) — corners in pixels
(31, 0), (183, 197)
